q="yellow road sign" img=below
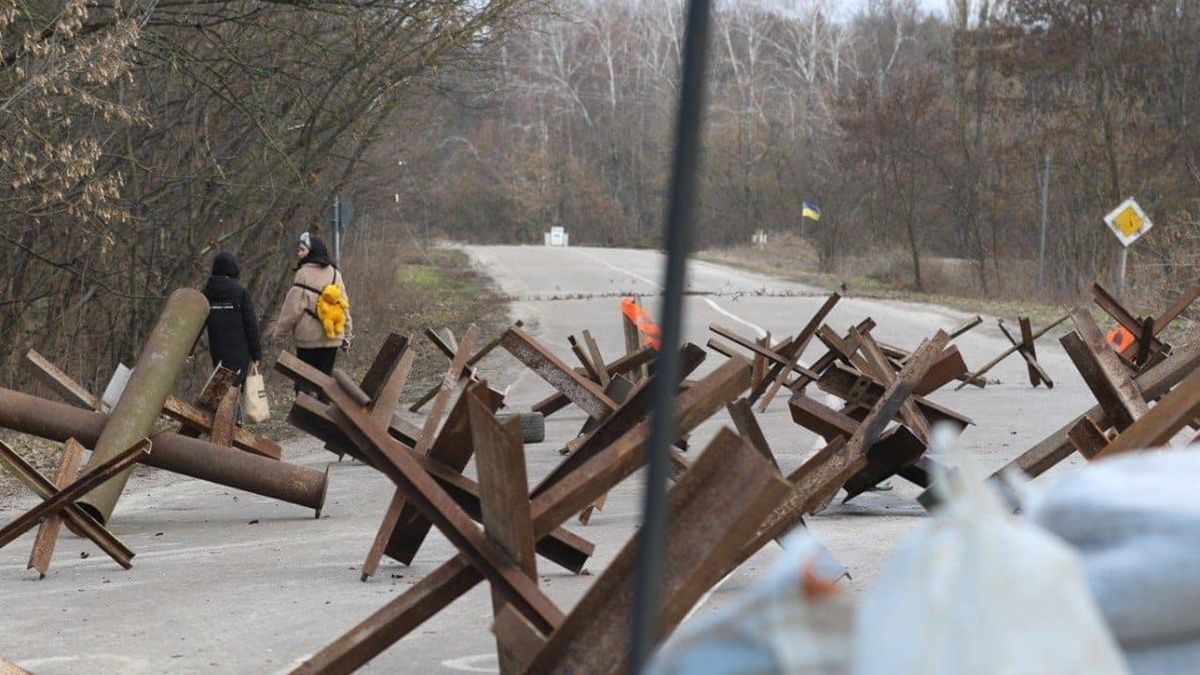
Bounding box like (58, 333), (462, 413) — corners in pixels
(1104, 198), (1152, 247)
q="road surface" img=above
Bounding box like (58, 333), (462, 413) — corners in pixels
(0, 245), (1097, 674)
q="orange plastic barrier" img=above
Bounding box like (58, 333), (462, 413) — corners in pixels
(1106, 326), (1135, 352)
(621, 298), (662, 351)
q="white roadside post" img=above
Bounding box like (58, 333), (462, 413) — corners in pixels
(1104, 197), (1153, 301)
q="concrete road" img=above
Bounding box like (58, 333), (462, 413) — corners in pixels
(0, 245), (1097, 674)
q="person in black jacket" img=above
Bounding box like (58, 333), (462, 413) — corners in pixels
(201, 252), (262, 385)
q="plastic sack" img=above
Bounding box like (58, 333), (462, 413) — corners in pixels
(852, 425), (1128, 675)
(647, 530), (852, 675)
(1026, 450), (1200, 651)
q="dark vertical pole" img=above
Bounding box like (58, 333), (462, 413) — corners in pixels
(629, 0), (711, 671)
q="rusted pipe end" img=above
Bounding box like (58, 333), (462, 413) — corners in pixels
(313, 465), (332, 519)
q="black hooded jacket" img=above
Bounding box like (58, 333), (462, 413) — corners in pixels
(203, 253), (262, 377)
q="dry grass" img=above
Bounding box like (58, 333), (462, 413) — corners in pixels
(701, 232), (1065, 328)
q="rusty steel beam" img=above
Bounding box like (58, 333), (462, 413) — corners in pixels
(180, 366), (240, 437)
(1095, 364), (1200, 458)
(709, 324), (821, 382)
(530, 343), (707, 499)
(955, 313), (1069, 390)
(817, 363), (973, 431)
(362, 327), (478, 581)
(581, 331), (610, 388)
(841, 426), (926, 501)
(726, 398), (778, 470)
(288, 357), (751, 675)
(382, 388), (492, 567)
(408, 322), (522, 412)
(1064, 304), (1149, 428)
(521, 429), (789, 675)
(1093, 282), (1167, 357)
(23, 350), (100, 409)
(996, 319), (1052, 388)
(1022, 317), (1052, 386)
(567, 335), (603, 383)
(760, 330), (949, 526)
(321, 375), (565, 635)
(76, 289), (209, 522)
(0, 440), (149, 549)
(162, 396), (281, 459)
(424, 327), (458, 360)
(281, 381), (592, 573)
(468, 394), (540, 674)
(0, 439), (133, 569)
(1067, 418), (1110, 459)
(993, 340), (1200, 481)
(26, 438), (86, 577)
(359, 334), (411, 400)
(753, 293), (840, 406)
(531, 346), (656, 418)
(501, 327), (616, 420)
(0, 387), (328, 514)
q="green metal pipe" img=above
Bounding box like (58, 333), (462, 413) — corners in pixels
(76, 289), (210, 523)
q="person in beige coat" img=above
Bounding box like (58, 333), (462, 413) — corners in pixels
(270, 233), (352, 376)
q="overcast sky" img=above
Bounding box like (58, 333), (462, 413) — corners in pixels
(835, 0), (947, 17)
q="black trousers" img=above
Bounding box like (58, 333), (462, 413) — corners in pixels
(296, 347), (338, 375)
(295, 347), (338, 396)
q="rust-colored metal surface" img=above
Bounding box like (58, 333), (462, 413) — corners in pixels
(0, 439), (133, 569)
(994, 340), (1200, 479)
(469, 394), (541, 674)
(955, 313), (1068, 390)
(1094, 364), (1200, 458)
(208, 386), (240, 448)
(760, 331), (948, 534)
(320, 374), (564, 635)
(361, 326), (479, 581)
(531, 346), (655, 418)
(0, 440), (150, 549)
(522, 429), (790, 675)
(501, 327), (616, 420)
(26, 438), (86, 578)
(275, 358), (593, 572)
(753, 292), (840, 408)
(408, 321), (523, 413)
(0, 387), (328, 514)
(1063, 304), (1149, 429)
(289, 357), (751, 674)
(77, 289), (209, 523)
(23, 350), (101, 410)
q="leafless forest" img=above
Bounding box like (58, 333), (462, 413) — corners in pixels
(4, 0), (1200, 386)
(393, 0), (1200, 295)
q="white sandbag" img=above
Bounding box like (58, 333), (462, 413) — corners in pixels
(648, 530), (852, 675)
(1123, 638), (1200, 675)
(1026, 450), (1200, 547)
(1026, 450), (1200, 646)
(853, 425), (1128, 675)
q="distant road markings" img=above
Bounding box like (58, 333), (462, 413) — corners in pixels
(442, 653), (499, 672)
(569, 249), (769, 338)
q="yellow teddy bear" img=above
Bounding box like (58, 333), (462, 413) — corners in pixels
(316, 284), (349, 339)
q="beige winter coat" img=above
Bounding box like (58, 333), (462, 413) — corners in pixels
(271, 263), (353, 348)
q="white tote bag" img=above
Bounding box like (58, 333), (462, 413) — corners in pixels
(242, 364), (271, 423)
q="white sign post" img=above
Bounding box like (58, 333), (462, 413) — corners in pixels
(1103, 198), (1153, 300)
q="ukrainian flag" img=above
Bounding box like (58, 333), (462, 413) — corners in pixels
(802, 201), (822, 222)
